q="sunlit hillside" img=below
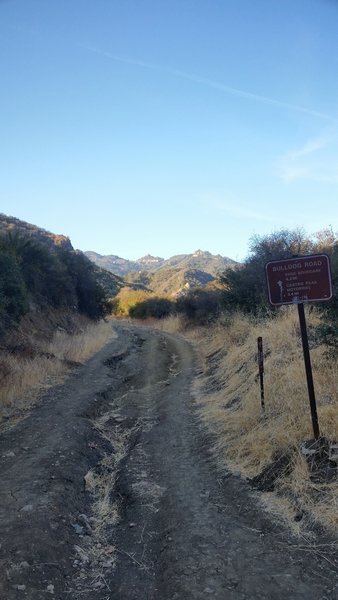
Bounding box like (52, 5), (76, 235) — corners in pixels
(0, 214), (118, 419)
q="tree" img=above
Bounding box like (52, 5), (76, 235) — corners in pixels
(220, 229), (313, 315)
(315, 239), (338, 348)
(0, 251), (28, 333)
(58, 250), (112, 319)
(0, 230), (113, 333)
(176, 289), (223, 324)
(0, 231), (76, 308)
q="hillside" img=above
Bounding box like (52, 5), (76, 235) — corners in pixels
(86, 249), (237, 296)
(89, 265), (125, 297)
(84, 251), (142, 276)
(85, 249), (236, 277)
(0, 214), (118, 337)
(0, 213), (73, 251)
(0, 213), (124, 302)
(125, 266), (215, 296)
(161, 250), (236, 274)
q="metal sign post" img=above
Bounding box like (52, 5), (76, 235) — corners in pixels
(257, 337), (265, 412)
(265, 253), (333, 440)
(297, 303), (320, 439)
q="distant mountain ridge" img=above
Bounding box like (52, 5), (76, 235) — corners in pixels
(85, 249), (237, 277)
(85, 249), (238, 297)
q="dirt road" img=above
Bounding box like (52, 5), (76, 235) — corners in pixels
(0, 322), (337, 599)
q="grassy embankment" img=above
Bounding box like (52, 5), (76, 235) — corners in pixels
(160, 309), (338, 532)
(0, 311), (114, 420)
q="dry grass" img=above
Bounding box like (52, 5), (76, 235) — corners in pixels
(156, 314), (183, 334)
(0, 320), (114, 419)
(0, 354), (66, 417)
(84, 411), (132, 539)
(161, 309), (338, 532)
(76, 410), (140, 587)
(198, 309), (336, 469)
(45, 320), (115, 363)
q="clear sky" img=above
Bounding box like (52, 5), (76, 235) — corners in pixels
(1, 0), (337, 262)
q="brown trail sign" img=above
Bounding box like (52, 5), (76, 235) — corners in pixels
(265, 254), (332, 306)
(265, 254), (333, 440)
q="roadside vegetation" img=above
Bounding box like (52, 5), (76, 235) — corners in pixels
(0, 226), (114, 418)
(0, 316), (114, 419)
(187, 309), (338, 531)
(145, 228), (338, 533)
(0, 230), (112, 332)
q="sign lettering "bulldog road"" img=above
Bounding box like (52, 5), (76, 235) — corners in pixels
(265, 254), (333, 306)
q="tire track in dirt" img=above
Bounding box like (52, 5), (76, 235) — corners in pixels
(0, 322), (337, 599)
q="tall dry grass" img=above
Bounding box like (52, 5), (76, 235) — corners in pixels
(0, 320), (114, 419)
(194, 309), (337, 468)
(45, 320), (115, 363)
(156, 314), (183, 334)
(161, 308), (338, 530)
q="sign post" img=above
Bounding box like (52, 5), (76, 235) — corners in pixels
(297, 303), (320, 439)
(257, 336), (265, 412)
(265, 254), (333, 440)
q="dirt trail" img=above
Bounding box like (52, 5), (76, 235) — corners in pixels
(0, 322), (337, 599)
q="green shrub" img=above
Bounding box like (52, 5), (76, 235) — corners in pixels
(56, 249), (113, 319)
(129, 297), (174, 319)
(0, 251), (28, 333)
(219, 229), (313, 316)
(113, 288), (152, 316)
(0, 231), (112, 332)
(176, 289), (222, 325)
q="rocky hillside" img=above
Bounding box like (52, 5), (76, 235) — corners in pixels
(0, 213), (73, 251)
(0, 214), (124, 300)
(160, 250), (236, 275)
(84, 251), (141, 276)
(125, 267), (216, 297)
(84, 251), (167, 275)
(85, 249), (238, 296)
(85, 249), (236, 277)
(0, 214), (124, 341)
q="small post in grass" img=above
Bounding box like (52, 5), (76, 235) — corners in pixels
(257, 336), (265, 413)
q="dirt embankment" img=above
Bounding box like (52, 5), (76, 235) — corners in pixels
(0, 322), (338, 599)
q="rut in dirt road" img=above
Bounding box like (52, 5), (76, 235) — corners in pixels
(0, 322), (337, 600)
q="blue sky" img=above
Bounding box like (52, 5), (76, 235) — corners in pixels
(1, 0), (337, 261)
